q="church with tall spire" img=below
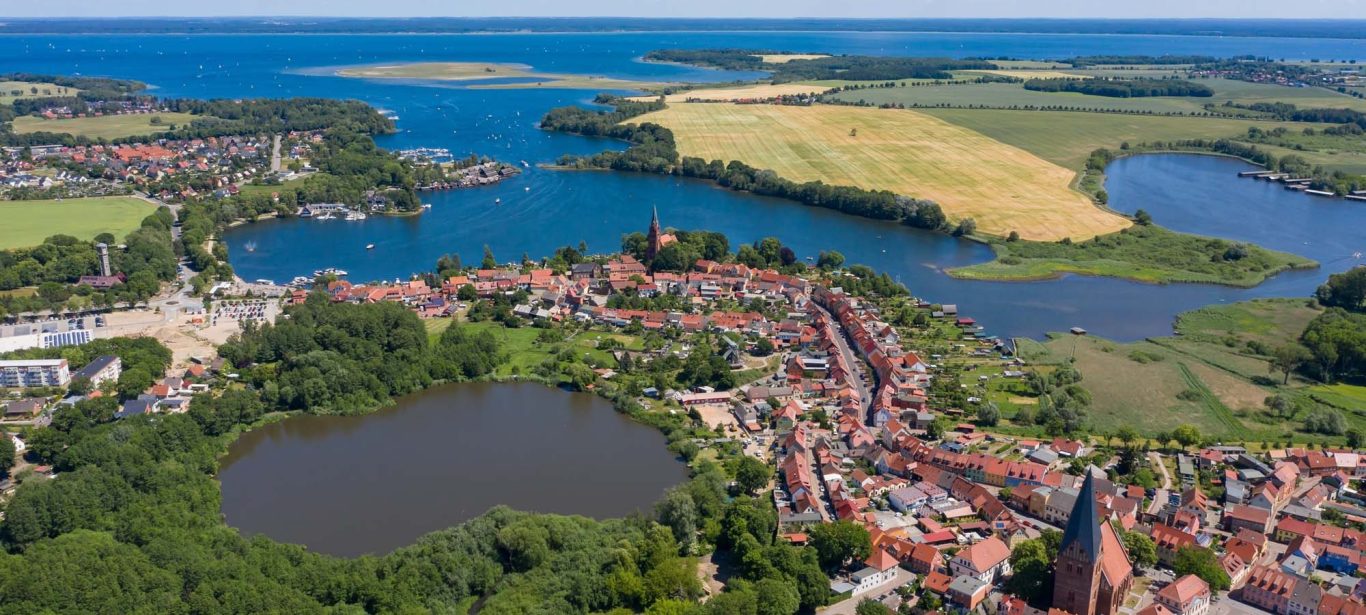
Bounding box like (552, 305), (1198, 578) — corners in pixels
(644, 206), (676, 263)
(1052, 473), (1134, 615)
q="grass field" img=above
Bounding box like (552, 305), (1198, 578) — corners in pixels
(947, 226), (1316, 287)
(636, 103), (1130, 240)
(918, 109), (1305, 169)
(827, 77), (1366, 115)
(452, 321), (642, 377)
(0, 197), (157, 250)
(0, 80), (78, 104)
(1018, 298), (1362, 442)
(11, 112), (199, 140)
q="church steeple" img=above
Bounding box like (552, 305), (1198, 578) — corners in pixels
(646, 206), (663, 261)
(1060, 472), (1103, 562)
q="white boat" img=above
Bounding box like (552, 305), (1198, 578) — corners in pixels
(520, 160), (530, 168)
(421, 203), (432, 209)
(344, 212), (368, 221)
(366, 244), (376, 250)
(495, 198), (502, 205)
(316, 213), (335, 220)
(243, 241), (257, 253)
(524, 187), (530, 192)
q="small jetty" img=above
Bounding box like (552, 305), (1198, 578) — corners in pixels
(1234, 169), (1359, 202)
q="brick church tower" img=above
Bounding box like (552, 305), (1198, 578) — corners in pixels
(646, 206), (664, 262)
(1052, 472), (1132, 615)
(1054, 473), (1106, 615)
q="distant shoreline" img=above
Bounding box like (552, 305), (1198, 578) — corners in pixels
(3, 18), (1366, 41)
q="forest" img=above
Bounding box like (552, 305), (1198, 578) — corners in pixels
(1023, 77), (1214, 98)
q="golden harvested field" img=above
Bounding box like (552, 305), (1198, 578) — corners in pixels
(756, 54), (830, 64)
(636, 103), (1130, 240)
(629, 83), (832, 103)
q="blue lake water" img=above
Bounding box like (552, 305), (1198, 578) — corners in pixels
(3, 31), (1365, 340)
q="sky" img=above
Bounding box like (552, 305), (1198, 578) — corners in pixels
(2, 0), (1362, 19)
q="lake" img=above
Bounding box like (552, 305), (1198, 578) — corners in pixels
(217, 382), (688, 557)
(3, 30), (1365, 340)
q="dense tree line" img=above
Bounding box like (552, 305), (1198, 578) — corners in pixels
(1023, 77), (1213, 98)
(1, 97), (395, 147)
(217, 298), (504, 414)
(0, 72), (146, 101)
(643, 49), (993, 81)
(1226, 101), (1366, 128)
(1065, 55), (1217, 67)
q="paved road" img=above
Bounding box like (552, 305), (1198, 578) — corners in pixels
(809, 300), (874, 422)
(1149, 452), (1173, 490)
(270, 134), (282, 173)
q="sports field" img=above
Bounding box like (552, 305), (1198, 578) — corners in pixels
(636, 103), (1130, 240)
(10, 112), (199, 140)
(0, 197), (157, 250)
(918, 108), (1308, 169)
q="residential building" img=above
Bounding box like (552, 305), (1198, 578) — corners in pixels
(0, 359), (71, 387)
(950, 536), (1012, 584)
(1156, 575), (1211, 615)
(71, 355), (122, 387)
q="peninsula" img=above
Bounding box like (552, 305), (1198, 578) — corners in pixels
(335, 61), (675, 90)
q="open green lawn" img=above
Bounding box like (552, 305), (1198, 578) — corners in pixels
(449, 321), (642, 377)
(948, 225), (1316, 288)
(918, 108), (1309, 169)
(1202, 78), (1366, 111)
(0, 197), (157, 250)
(1019, 299), (1357, 443)
(10, 112), (199, 140)
(0, 81), (79, 104)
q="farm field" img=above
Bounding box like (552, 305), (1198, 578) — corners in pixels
(828, 82), (1207, 114)
(918, 108), (1308, 169)
(0, 80), (78, 104)
(827, 77), (1366, 116)
(635, 102), (1130, 240)
(630, 83), (833, 103)
(10, 112), (199, 140)
(0, 197), (157, 250)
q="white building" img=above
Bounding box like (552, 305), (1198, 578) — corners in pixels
(0, 359), (71, 387)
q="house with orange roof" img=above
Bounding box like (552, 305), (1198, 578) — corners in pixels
(1157, 575), (1211, 615)
(949, 535), (1011, 584)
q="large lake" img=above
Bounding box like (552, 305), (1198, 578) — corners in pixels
(217, 382), (688, 557)
(3, 30), (1365, 340)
